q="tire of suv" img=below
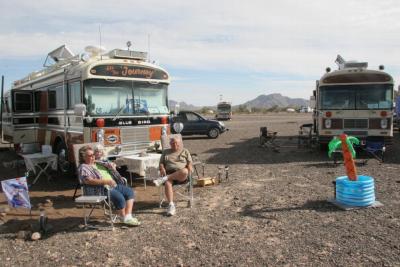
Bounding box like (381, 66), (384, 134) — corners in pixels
(207, 127), (220, 139)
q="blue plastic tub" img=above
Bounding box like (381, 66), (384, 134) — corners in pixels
(335, 175), (375, 207)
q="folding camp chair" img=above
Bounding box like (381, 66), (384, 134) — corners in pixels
(159, 134), (195, 208)
(363, 137), (385, 163)
(72, 143), (117, 229)
(74, 185), (116, 229)
(259, 127), (279, 152)
(298, 123), (315, 149)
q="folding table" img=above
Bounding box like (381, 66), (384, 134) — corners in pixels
(115, 153), (161, 188)
(21, 153), (58, 185)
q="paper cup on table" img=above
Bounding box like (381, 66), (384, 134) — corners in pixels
(42, 145), (52, 155)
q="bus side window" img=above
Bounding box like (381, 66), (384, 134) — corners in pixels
(48, 89), (56, 110)
(68, 81), (81, 109)
(48, 85), (65, 110)
(34, 91), (41, 112)
(14, 92), (33, 112)
(55, 85), (64, 109)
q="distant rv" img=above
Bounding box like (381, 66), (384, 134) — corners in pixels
(299, 106), (312, 113)
(216, 101), (232, 120)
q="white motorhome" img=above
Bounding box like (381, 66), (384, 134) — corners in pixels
(1, 45), (171, 170)
(216, 101), (232, 120)
(311, 55), (394, 146)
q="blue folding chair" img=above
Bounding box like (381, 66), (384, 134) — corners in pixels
(364, 138), (385, 162)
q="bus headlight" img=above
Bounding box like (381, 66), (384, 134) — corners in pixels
(97, 129), (105, 143)
(325, 119), (331, 129)
(114, 145), (122, 155)
(380, 119), (388, 129)
(161, 125), (167, 135)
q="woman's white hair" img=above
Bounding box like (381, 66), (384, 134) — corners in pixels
(93, 144), (105, 152)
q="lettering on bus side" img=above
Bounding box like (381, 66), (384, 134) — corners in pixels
(84, 118), (159, 127)
(118, 120), (133, 126)
(118, 119), (151, 125)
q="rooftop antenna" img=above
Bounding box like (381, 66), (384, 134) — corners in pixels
(147, 34), (151, 62)
(219, 94), (223, 102)
(99, 24), (103, 60)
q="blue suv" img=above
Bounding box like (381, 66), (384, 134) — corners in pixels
(171, 111), (228, 138)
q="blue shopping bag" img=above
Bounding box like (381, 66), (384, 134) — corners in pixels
(1, 177), (31, 209)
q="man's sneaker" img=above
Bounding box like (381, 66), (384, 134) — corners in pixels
(167, 203), (176, 216)
(153, 177), (165, 187)
(123, 217), (141, 226)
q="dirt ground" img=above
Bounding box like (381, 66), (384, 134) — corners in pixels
(0, 113), (399, 266)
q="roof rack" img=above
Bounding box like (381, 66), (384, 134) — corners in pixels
(13, 53), (81, 87)
(108, 49), (147, 60)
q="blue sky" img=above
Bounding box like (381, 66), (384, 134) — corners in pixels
(1, 0), (400, 106)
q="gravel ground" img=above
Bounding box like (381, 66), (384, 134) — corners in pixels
(0, 113), (399, 266)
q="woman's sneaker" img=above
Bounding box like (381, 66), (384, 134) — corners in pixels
(167, 203), (176, 216)
(123, 217), (141, 226)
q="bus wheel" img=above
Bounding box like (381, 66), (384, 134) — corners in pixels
(55, 142), (70, 173)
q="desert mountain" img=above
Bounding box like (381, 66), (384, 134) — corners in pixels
(240, 93), (309, 109)
(168, 100), (199, 111)
(169, 93), (309, 110)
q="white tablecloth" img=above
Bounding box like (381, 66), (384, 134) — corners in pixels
(22, 153), (58, 174)
(116, 153), (161, 176)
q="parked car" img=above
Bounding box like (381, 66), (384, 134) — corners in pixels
(170, 111), (228, 138)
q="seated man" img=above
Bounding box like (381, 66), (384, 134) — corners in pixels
(78, 145), (140, 226)
(153, 136), (193, 216)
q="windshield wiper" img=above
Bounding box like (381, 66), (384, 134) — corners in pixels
(112, 104), (126, 121)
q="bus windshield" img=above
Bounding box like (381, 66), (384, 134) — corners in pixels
(217, 104), (231, 112)
(320, 84), (393, 110)
(84, 79), (169, 116)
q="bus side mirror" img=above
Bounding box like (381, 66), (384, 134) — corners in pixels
(310, 96), (316, 109)
(74, 103), (87, 116)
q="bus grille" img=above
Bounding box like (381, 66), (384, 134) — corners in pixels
(344, 119), (368, 129)
(121, 142), (150, 153)
(120, 127), (150, 144)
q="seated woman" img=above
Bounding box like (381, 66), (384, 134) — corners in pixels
(93, 144), (118, 170)
(78, 145), (140, 226)
(153, 136), (193, 216)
